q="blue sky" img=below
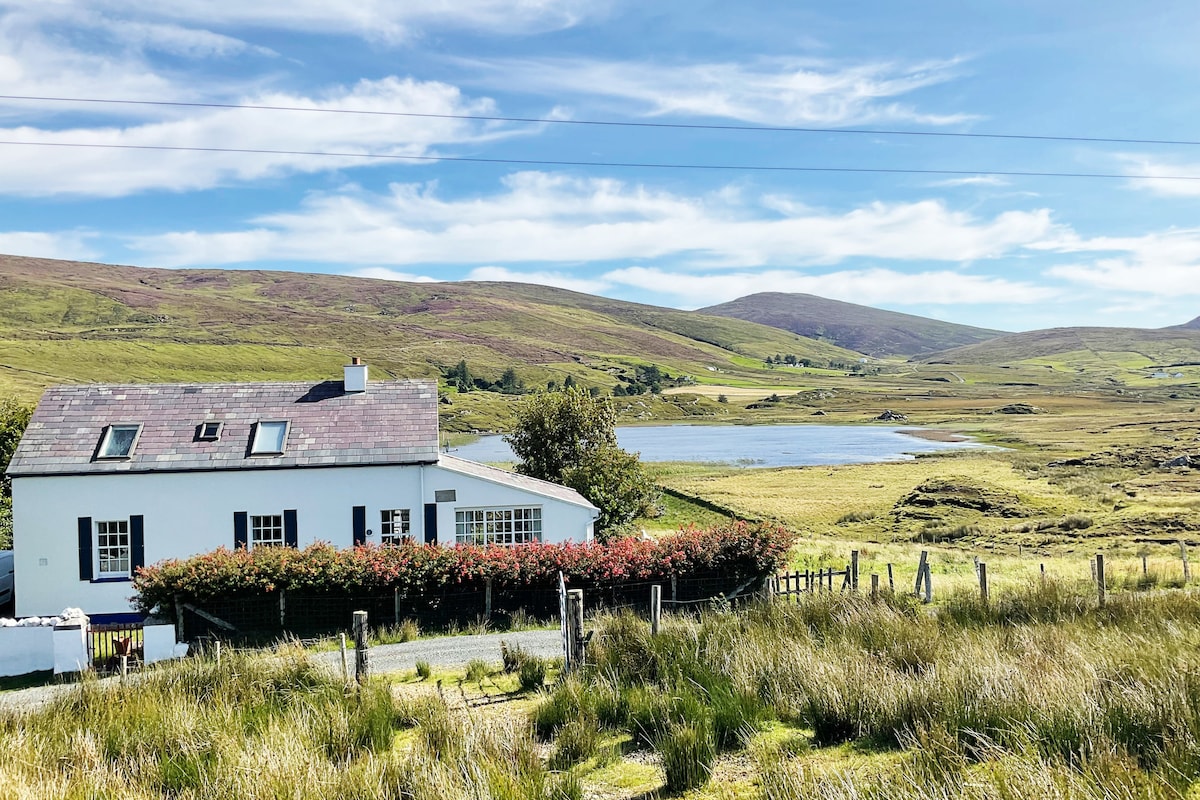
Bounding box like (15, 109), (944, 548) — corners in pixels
(1, 1), (1198, 331)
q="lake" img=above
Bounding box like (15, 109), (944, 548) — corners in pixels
(450, 424), (987, 468)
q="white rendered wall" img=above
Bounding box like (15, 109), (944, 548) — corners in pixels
(13, 463), (594, 617)
(0, 627), (54, 676)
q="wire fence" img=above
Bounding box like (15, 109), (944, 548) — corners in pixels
(176, 573), (763, 642)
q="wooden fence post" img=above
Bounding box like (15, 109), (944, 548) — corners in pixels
(1096, 554), (1106, 609)
(174, 594), (185, 642)
(353, 610), (369, 684)
(850, 550), (860, 592)
(671, 574), (678, 602)
(978, 562), (989, 604)
(914, 551), (928, 596)
(1142, 554), (1149, 577)
(339, 633), (348, 685)
(215, 639), (221, 668)
(870, 574), (879, 601)
(1181, 542), (1191, 583)
(484, 577), (493, 619)
(887, 563), (894, 593)
(922, 560), (933, 604)
(567, 589), (585, 669)
(650, 585), (662, 636)
(1040, 563), (1046, 583)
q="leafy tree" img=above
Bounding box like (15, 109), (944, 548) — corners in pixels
(446, 360), (473, 392)
(0, 398), (32, 550)
(498, 367), (524, 395)
(562, 446), (658, 540)
(505, 387), (616, 484)
(505, 388), (657, 537)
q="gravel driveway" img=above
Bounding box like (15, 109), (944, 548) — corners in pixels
(0, 629), (564, 714)
(314, 629), (563, 675)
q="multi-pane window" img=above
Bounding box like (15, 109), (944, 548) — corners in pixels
(96, 520), (130, 577)
(250, 421), (289, 454)
(251, 515), (284, 548)
(98, 424), (140, 458)
(380, 509), (411, 545)
(455, 507), (542, 546)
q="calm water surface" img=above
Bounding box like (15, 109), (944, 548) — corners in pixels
(451, 424), (987, 468)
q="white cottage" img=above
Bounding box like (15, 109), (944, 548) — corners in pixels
(5, 361), (598, 618)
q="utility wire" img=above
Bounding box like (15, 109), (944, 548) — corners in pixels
(2, 93), (1199, 148)
(0, 138), (1197, 182)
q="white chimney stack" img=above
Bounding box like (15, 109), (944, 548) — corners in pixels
(344, 356), (368, 392)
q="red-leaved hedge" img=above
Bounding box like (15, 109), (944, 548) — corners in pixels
(132, 521), (794, 615)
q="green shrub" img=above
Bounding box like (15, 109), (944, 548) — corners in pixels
(518, 656), (548, 692)
(657, 721), (716, 793)
(415, 659), (432, 680)
(465, 659), (491, 683)
(549, 717), (602, 769)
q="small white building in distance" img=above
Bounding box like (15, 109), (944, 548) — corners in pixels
(5, 360), (598, 618)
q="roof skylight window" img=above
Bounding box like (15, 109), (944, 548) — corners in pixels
(251, 420), (289, 455)
(98, 424), (141, 459)
(197, 421), (222, 441)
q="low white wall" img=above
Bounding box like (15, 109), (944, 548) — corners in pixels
(143, 623), (177, 665)
(0, 627), (54, 676)
(52, 624), (89, 674)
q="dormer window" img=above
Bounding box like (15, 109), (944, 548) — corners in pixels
(97, 424), (141, 459)
(250, 420), (289, 455)
(197, 421), (222, 441)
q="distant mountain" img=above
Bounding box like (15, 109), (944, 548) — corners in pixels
(700, 292), (1005, 357)
(0, 255), (862, 400)
(918, 326), (1200, 371)
(1171, 316), (1200, 330)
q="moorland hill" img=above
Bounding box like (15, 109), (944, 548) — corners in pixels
(700, 291), (1006, 357)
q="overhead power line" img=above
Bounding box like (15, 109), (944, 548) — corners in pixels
(2, 93), (1199, 148)
(1, 138), (1197, 182)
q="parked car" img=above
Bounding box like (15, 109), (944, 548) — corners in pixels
(0, 550), (13, 612)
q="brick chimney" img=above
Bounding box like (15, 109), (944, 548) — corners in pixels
(344, 356), (368, 392)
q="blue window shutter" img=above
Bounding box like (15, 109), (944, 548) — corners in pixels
(77, 517), (93, 581)
(423, 503), (438, 545)
(352, 506), (366, 546)
(130, 515), (145, 574)
(284, 510), (298, 548)
(234, 512), (248, 549)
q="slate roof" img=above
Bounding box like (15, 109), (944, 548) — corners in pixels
(437, 454), (599, 512)
(7, 379), (439, 476)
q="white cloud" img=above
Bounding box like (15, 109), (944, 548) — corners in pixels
(343, 267), (441, 283)
(466, 266), (611, 294)
(927, 175), (1009, 187)
(1119, 155), (1200, 197)
(0, 230), (98, 261)
(0, 77), (520, 196)
(0, 1), (598, 43)
(463, 56), (974, 126)
(1042, 228), (1200, 297)
(604, 266), (1057, 308)
(130, 172), (1060, 267)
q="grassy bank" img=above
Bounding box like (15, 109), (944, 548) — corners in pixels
(0, 647), (579, 800)
(535, 585), (1200, 797)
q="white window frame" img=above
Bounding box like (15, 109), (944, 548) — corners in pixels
(197, 421), (222, 441)
(380, 509), (412, 545)
(250, 420), (290, 455)
(455, 507), (542, 546)
(97, 423), (142, 459)
(96, 519), (131, 578)
(251, 514), (284, 548)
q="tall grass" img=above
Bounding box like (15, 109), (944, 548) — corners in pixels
(534, 584), (1200, 794)
(0, 646), (580, 799)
